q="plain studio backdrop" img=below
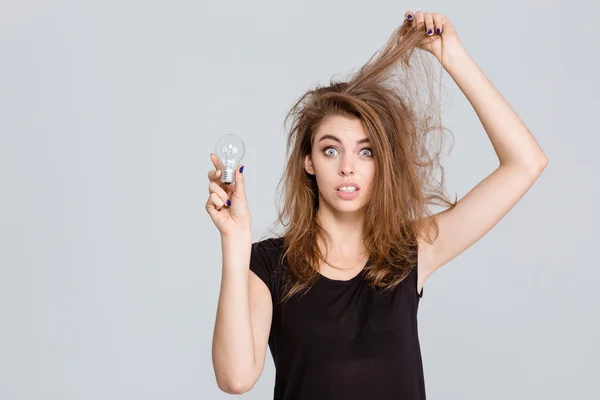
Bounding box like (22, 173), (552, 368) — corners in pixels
(0, 0), (598, 399)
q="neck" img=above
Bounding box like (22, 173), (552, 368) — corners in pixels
(315, 204), (365, 256)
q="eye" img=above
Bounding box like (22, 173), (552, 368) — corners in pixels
(323, 147), (373, 157)
(360, 148), (373, 157)
(324, 147), (339, 156)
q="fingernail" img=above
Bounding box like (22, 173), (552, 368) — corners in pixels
(239, 165), (244, 173)
(407, 14), (413, 20)
(226, 199), (231, 207)
(436, 28), (441, 34)
(427, 29), (432, 35)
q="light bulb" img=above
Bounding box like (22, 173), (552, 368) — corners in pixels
(214, 134), (245, 185)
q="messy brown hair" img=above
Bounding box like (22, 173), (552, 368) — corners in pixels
(262, 20), (458, 303)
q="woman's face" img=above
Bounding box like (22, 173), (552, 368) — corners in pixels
(304, 115), (375, 214)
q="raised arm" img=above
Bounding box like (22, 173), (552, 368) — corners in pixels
(403, 11), (548, 286)
(206, 157), (273, 394)
(211, 231), (274, 394)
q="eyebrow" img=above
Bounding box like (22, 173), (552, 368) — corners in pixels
(317, 134), (370, 145)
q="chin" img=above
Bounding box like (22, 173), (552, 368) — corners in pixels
(331, 198), (365, 212)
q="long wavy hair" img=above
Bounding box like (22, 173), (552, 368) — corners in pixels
(261, 20), (458, 304)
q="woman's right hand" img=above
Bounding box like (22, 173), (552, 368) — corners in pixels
(205, 153), (251, 237)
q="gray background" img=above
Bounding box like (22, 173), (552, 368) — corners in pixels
(1, 0), (598, 399)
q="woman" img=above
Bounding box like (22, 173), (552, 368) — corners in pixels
(207, 10), (547, 399)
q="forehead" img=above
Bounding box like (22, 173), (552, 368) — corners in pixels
(315, 115), (367, 141)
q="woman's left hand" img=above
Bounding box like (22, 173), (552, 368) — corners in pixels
(403, 10), (462, 63)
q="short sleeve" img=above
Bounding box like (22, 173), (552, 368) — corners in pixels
(416, 266), (424, 298)
(249, 239), (278, 295)
(413, 242), (424, 299)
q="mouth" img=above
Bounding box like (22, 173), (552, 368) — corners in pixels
(335, 186), (360, 200)
(336, 187), (359, 193)
(335, 182), (360, 191)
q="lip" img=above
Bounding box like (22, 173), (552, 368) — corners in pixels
(335, 185), (360, 200)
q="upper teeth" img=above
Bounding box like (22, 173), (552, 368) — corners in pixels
(338, 186), (357, 192)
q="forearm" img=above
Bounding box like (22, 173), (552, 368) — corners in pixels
(212, 231), (256, 392)
(442, 42), (548, 172)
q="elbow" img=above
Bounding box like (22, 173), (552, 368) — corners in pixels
(535, 151), (548, 170)
(540, 155), (548, 169)
(531, 155), (548, 176)
(211, 343), (258, 394)
(215, 373), (255, 395)
(511, 154), (548, 177)
(217, 379), (254, 395)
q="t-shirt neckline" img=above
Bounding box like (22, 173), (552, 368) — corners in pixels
(317, 256), (371, 283)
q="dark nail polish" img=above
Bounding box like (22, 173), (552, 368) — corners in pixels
(240, 165), (244, 173)
(226, 199), (231, 207)
(436, 28), (441, 34)
(427, 29), (432, 35)
(407, 14), (413, 20)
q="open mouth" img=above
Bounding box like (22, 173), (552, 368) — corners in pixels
(335, 187), (360, 199)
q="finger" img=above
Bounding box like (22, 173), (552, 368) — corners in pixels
(210, 153), (222, 170)
(205, 197), (218, 215)
(208, 168), (221, 182)
(425, 12), (434, 36)
(231, 165), (246, 200)
(209, 181), (231, 207)
(209, 153), (225, 185)
(404, 10), (414, 22)
(432, 12), (443, 35)
(414, 10), (425, 28)
(209, 192), (226, 211)
(205, 195), (221, 215)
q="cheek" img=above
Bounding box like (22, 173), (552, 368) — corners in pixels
(312, 161), (333, 186)
(362, 173), (375, 197)
(311, 171), (329, 192)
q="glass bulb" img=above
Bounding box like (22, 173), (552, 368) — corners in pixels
(214, 134), (245, 185)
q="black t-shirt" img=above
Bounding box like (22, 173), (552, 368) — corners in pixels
(250, 236), (426, 400)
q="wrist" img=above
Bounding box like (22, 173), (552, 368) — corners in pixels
(221, 229), (252, 242)
(440, 40), (468, 69)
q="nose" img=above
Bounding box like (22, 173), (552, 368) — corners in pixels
(339, 155), (355, 176)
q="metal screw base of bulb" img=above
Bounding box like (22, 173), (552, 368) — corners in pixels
(221, 168), (235, 185)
